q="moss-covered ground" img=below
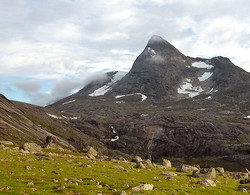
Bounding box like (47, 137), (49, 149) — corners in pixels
(0, 147), (246, 194)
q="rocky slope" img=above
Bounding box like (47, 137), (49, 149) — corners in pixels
(0, 93), (125, 156)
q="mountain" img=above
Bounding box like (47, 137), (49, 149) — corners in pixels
(53, 35), (250, 104)
(47, 35), (250, 169)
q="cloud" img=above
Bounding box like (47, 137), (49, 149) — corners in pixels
(1, 0), (250, 104)
(21, 72), (108, 106)
(14, 81), (41, 92)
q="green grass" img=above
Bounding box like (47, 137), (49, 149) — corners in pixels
(0, 147), (246, 194)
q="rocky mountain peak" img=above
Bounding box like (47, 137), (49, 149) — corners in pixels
(111, 35), (190, 98)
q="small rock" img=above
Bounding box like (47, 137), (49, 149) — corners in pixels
(240, 178), (250, 184)
(114, 165), (124, 170)
(0, 141), (14, 145)
(231, 172), (248, 180)
(20, 143), (42, 154)
(87, 146), (98, 157)
(179, 164), (199, 172)
(43, 143), (64, 151)
(80, 164), (91, 168)
(24, 166), (32, 170)
(238, 185), (250, 191)
(0, 186), (10, 191)
(165, 177), (175, 180)
(119, 157), (127, 162)
(27, 182), (34, 186)
(51, 171), (60, 175)
(132, 156), (142, 163)
(160, 172), (177, 176)
(215, 167), (224, 174)
(161, 159), (171, 168)
(120, 190), (127, 195)
(53, 185), (65, 190)
(197, 179), (216, 187)
(193, 168), (216, 178)
(132, 184), (154, 191)
(46, 136), (57, 143)
(144, 159), (153, 167)
(134, 162), (145, 169)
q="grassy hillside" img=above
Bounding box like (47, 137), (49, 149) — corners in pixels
(0, 144), (247, 194)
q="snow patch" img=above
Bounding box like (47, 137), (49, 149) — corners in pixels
(111, 136), (119, 142)
(110, 126), (119, 142)
(111, 126), (117, 134)
(198, 72), (213, 81)
(116, 101), (125, 104)
(62, 115), (80, 120)
(47, 113), (62, 119)
(89, 71), (127, 97)
(178, 79), (204, 98)
(141, 114), (149, 117)
(62, 99), (76, 105)
(89, 85), (110, 96)
(244, 115), (250, 119)
(206, 96), (212, 99)
(115, 93), (147, 101)
(47, 113), (79, 120)
(192, 62), (213, 69)
(147, 47), (156, 57)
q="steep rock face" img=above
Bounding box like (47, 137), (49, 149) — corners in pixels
(112, 35), (192, 99)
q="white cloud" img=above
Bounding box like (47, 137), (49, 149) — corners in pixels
(0, 0), (250, 105)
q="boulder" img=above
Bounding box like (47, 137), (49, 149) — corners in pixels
(0, 141), (14, 146)
(161, 159), (171, 168)
(160, 172), (177, 176)
(20, 143), (42, 154)
(178, 164), (199, 172)
(144, 159), (153, 167)
(197, 179), (216, 187)
(240, 178), (250, 184)
(120, 191), (127, 195)
(118, 157), (127, 162)
(231, 172), (248, 180)
(132, 184), (154, 191)
(46, 136), (57, 143)
(206, 168), (217, 178)
(132, 156), (142, 163)
(193, 168), (216, 179)
(238, 185), (250, 192)
(87, 146), (98, 157)
(43, 143), (64, 151)
(215, 167), (224, 174)
(134, 162), (145, 169)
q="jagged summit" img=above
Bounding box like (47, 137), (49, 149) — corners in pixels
(111, 35), (190, 99)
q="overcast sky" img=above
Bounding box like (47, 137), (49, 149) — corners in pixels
(0, 0), (250, 105)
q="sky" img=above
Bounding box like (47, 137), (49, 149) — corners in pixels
(0, 0), (250, 106)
